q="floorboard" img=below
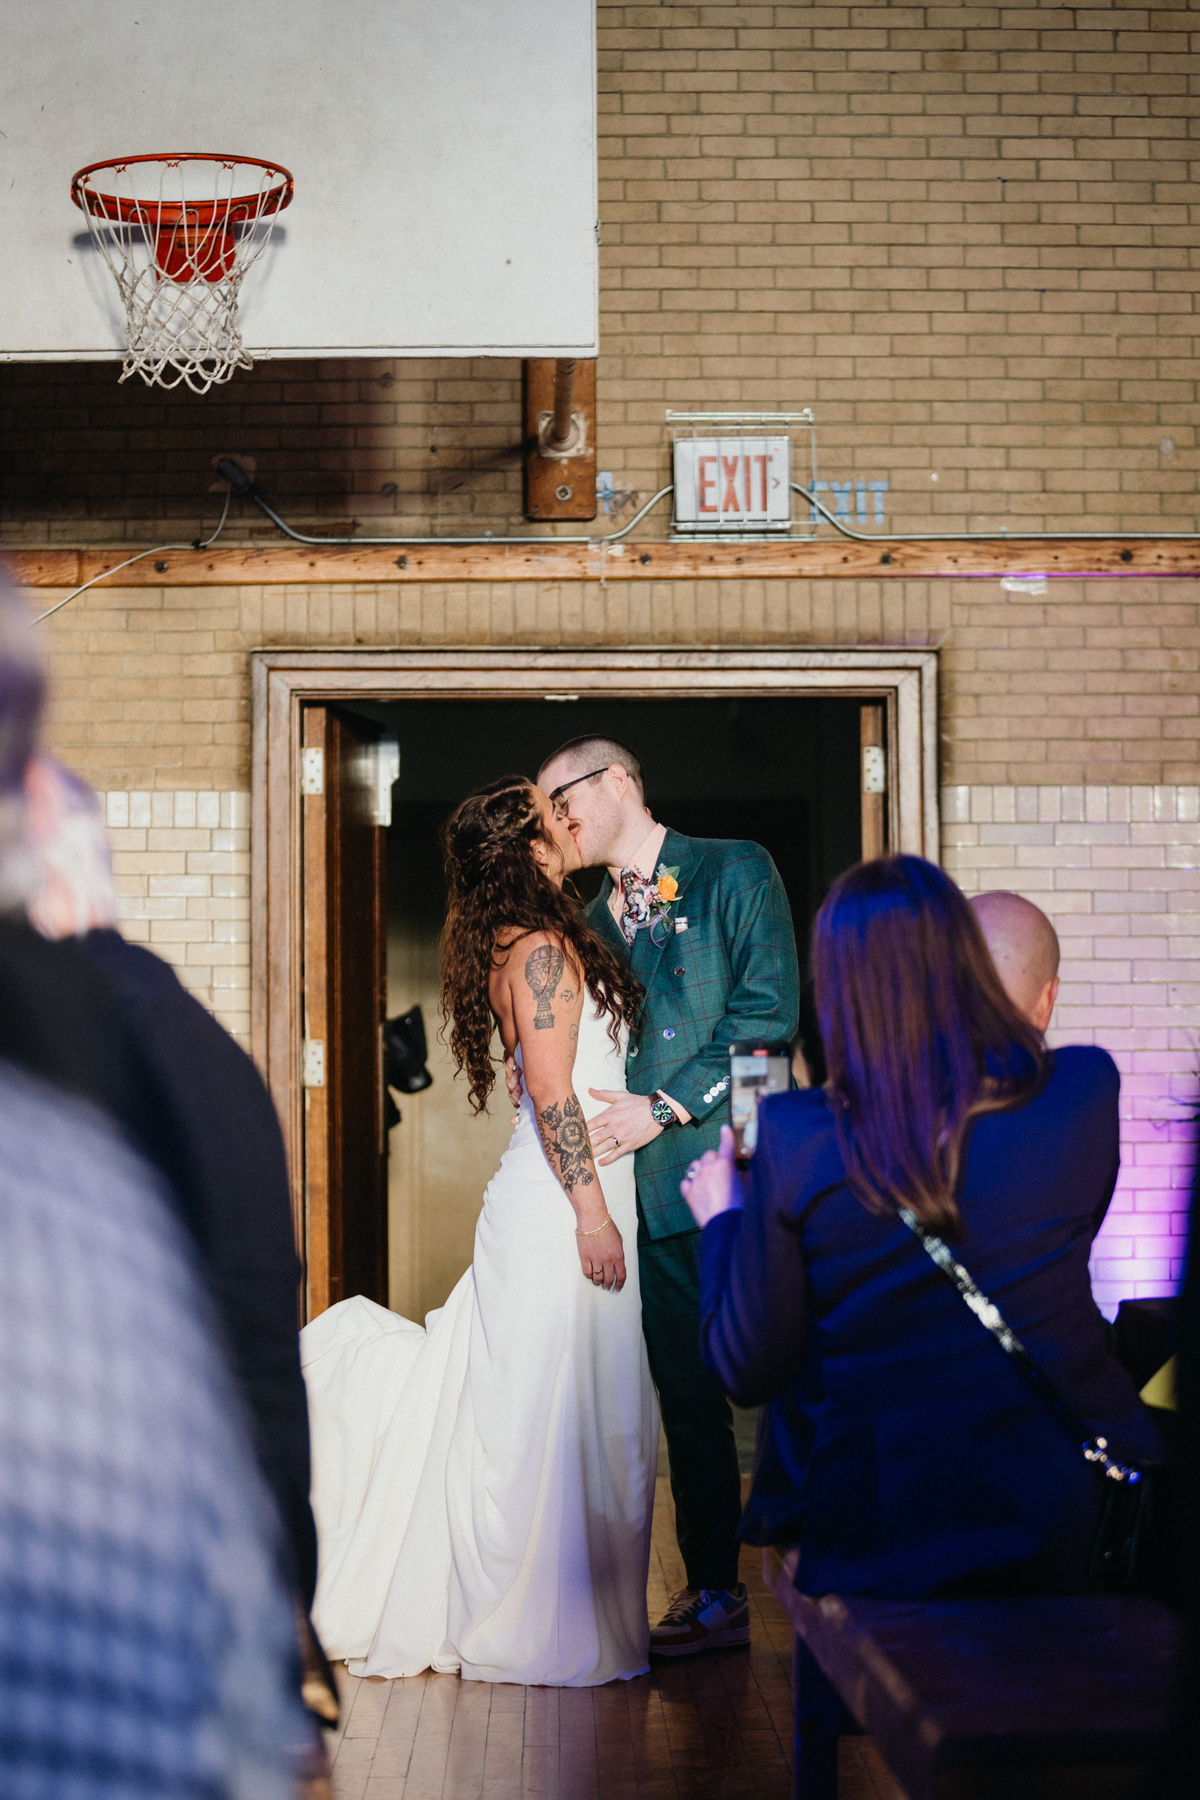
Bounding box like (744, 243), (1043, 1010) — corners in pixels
(325, 1477), (906, 1799)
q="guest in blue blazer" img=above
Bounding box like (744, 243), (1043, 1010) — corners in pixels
(683, 854), (1162, 1598)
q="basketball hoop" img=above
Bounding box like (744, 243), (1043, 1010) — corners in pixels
(70, 154), (294, 394)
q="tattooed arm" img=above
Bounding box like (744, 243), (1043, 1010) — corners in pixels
(503, 931), (626, 1292)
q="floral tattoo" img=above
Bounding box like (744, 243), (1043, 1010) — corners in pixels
(536, 1094), (595, 1194)
(524, 944), (565, 1029)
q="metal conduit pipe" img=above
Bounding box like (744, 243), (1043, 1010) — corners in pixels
(222, 462), (1200, 551)
(37, 468), (1200, 630)
(214, 458), (674, 547)
(547, 359), (577, 453)
(791, 482), (1200, 543)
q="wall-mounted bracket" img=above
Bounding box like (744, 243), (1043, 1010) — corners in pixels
(524, 358), (597, 521)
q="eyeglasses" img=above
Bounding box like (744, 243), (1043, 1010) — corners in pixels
(548, 766), (612, 819)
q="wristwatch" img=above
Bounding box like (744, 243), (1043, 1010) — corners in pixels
(650, 1093), (678, 1130)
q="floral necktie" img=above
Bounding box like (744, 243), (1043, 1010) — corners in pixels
(618, 868), (657, 945)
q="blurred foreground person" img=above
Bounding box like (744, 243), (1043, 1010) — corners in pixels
(0, 572), (310, 1793)
(971, 888), (1060, 1033)
(684, 855), (1161, 1596)
(0, 1067), (313, 1797)
(23, 754), (318, 1614)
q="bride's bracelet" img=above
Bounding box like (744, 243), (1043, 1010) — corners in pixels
(575, 1213), (612, 1238)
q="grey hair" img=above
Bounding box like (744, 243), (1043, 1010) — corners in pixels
(0, 568), (45, 915)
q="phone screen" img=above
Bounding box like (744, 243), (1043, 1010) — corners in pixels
(729, 1043), (791, 1162)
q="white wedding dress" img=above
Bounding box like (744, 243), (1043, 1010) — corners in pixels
(300, 997), (658, 1686)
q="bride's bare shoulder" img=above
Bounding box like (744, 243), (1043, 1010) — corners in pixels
(492, 925), (567, 959)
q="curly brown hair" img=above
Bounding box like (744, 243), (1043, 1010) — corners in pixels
(439, 776), (644, 1113)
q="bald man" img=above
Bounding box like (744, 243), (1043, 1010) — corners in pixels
(971, 890), (1060, 1034)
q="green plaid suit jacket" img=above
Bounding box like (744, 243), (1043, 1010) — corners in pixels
(586, 828), (800, 1240)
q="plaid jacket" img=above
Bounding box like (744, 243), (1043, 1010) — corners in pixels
(586, 828), (800, 1240)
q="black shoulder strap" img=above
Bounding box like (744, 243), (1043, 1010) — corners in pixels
(896, 1206), (1143, 1487)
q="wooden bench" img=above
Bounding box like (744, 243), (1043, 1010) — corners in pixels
(764, 1546), (1181, 1800)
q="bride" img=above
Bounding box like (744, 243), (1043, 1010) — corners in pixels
(300, 776), (658, 1686)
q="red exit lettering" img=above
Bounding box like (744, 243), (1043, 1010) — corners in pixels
(698, 456), (718, 512)
(689, 445), (779, 518)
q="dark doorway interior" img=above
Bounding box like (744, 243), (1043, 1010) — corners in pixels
(337, 693), (864, 1323)
(358, 693), (862, 946)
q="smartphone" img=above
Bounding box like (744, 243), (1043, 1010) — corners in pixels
(728, 1041), (792, 1163)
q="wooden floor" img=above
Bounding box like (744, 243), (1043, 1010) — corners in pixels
(324, 1478), (905, 1800)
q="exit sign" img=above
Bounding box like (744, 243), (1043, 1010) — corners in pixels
(672, 436), (792, 532)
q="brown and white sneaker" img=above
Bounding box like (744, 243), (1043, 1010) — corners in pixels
(649, 1583), (750, 1657)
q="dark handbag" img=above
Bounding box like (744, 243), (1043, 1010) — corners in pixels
(895, 1205), (1161, 1595)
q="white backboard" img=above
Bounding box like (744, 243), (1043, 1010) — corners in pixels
(0, 0), (597, 361)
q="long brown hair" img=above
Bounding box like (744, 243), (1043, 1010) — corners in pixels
(439, 776), (643, 1113)
(813, 855), (1046, 1236)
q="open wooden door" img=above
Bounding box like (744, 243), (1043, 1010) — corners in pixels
(860, 701), (888, 860)
(300, 705), (388, 1319)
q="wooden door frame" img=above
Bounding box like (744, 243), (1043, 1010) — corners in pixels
(250, 645), (939, 1284)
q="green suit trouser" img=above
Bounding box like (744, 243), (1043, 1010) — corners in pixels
(637, 1207), (743, 1592)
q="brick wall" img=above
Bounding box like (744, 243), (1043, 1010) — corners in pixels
(943, 780), (1196, 1313)
(102, 790), (250, 1045)
(2, 2), (1199, 541)
(34, 576), (1200, 794)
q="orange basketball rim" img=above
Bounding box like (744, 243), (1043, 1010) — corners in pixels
(68, 153), (294, 391)
(71, 153), (293, 283)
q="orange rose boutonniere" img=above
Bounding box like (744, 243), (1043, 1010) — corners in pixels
(643, 863), (682, 946)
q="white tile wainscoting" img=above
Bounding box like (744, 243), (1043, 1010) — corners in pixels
(101, 784), (1193, 1317)
(943, 784), (1197, 1317)
(103, 790), (250, 1051)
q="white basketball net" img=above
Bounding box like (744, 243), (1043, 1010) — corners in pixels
(71, 156), (292, 395)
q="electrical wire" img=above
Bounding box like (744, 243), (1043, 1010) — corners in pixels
(31, 486), (234, 625)
(222, 467), (676, 548)
(224, 458), (1200, 553)
(790, 482), (1200, 544)
(30, 461), (1200, 629)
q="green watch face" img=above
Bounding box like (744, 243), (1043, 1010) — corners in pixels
(651, 1098), (675, 1127)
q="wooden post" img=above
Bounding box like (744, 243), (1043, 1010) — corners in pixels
(523, 357), (597, 521)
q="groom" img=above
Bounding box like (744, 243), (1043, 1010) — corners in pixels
(535, 735), (800, 1655)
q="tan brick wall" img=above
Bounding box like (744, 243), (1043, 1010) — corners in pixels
(3, 2), (1199, 542)
(943, 779), (1198, 1314)
(31, 576), (1200, 794)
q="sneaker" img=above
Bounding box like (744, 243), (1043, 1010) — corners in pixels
(649, 1583), (750, 1657)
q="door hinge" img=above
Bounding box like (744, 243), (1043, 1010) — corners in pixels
(373, 736), (400, 827)
(862, 745), (887, 795)
(303, 1039), (326, 1087)
(302, 747), (324, 795)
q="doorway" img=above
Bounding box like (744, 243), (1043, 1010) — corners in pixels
(354, 693), (863, 1318)
(250, 646), (939, 1320)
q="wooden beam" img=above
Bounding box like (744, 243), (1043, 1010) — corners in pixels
(523, 357), (597, 522)
(9, 534), (1200, 589)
